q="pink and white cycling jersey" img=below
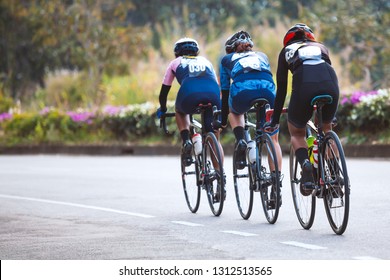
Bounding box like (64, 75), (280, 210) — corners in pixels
(162, 56), (218, 86)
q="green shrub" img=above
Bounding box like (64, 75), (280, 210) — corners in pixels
(0, 89), (389, 146)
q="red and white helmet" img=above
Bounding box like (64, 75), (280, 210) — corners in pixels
(283, 23), (316, 47)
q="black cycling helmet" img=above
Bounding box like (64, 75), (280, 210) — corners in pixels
(174, 37), (199, 57)
(224, 30), (253, 54)
(283, 23), (316, 47)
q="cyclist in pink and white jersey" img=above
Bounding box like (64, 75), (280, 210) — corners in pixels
(156, 37), (222, 166)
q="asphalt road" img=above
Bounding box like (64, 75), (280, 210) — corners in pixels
(0, 155), (389, 260)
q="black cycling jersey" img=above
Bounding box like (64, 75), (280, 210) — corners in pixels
(272, 40), (338, 127)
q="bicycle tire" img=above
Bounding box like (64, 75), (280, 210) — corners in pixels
(321, 131), (350, 235)
(233, 140), (254, 220)
(258, 133), (281, 224)
(181, 143), (201, 213)
(289, 145), (316, 229)
(204, 132), (225, 216)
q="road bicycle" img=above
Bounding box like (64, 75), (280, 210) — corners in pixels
(233, 98), (282, 223)
(289, 94), (350, 235)
(160, 103), (225, 216)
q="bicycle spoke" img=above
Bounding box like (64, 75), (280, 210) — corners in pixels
(181, 145), (201, 213)
(204, 132), (225, 216)
(290, 145), (316, 229)
(258, 133), (280, 224)
(322, 131), (350, 235)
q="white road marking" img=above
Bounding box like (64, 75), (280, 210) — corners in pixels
(0, 194), (155, 218)
(171, 221), (204, 227)
(353, 256), (382, 260)
(221, 230), (258, 237)
(281, 241), (327, 250)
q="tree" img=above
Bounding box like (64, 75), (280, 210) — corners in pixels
(280, 0), (390, 89)
(0, 0), (147, 104)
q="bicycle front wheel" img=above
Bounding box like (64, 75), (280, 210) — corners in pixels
(181, 143), (201, 213)
(258, 133), (281, 224)
(289, 145), (316, 229)
(204, 132), (225, 216)
(233, 141), (254, 220)
(322, 131), (350, 235)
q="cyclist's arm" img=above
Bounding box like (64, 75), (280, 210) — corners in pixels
(159, 58), (180, 111)
(219, 60), (231, 127)
(158, 84), (171, 111)
(221, 89), (229, 127)
(272, 49), (289, 126)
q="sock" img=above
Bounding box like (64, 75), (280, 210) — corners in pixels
(296, 147), (309, 166)
(233, 126), (245, 142)
(180, 129), (190, 144)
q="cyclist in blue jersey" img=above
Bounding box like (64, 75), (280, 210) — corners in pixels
(264, 23), (340, 193)
(156, 37), (222, 166)
(220, 31), (282, 175)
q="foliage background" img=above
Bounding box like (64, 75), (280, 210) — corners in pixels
(0, 0), (389, 146)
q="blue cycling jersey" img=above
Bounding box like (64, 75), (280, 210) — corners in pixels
(220, 51), (272, 90)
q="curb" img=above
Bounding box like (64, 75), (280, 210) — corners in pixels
(0, 144), (390, 158)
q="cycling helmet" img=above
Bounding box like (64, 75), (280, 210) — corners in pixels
(225, 30), (253, 54)
(174, 37), (199, 57)
(283, 23), (316, 47)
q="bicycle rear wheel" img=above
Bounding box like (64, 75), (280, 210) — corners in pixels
(258, 133), (281, 224)
(289, 145), (316, 229)
(204, 132), (225, 216)
(181, 143), (201, 213)
(322, 131), (350, 235)
(233, 142), (254, 219)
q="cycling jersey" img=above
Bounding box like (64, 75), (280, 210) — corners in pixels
(220, 51), (275, 123)
(162, 55), (221, 132)
(220, 51), (272, 90)
(163, 56), (218, 86)
(272, 41), (339, 128)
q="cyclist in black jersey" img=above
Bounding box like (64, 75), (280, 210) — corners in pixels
(264, 23), (340, 188)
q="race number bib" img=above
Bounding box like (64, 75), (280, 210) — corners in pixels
(298, 45), (321, 61)
(188, 58), (208, 77)
(238, 56), (261, 72)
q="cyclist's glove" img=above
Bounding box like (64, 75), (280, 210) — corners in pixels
(263, 121), (280, 135)
(156, 107), (167, 119)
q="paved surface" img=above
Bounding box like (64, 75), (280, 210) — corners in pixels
(0, 155), (389, 260)
(0, 144), (390, 157)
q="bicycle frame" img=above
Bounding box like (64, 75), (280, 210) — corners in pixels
(291, 94), (350, 235)
(233, 98), (281, 223)
(159, 104), (225, 216)
(245, 103), (271, 190)
(306, 103), (334, 197)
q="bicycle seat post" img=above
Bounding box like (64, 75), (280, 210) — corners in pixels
(195, 103), (212, 138)
(316, 104), (324, 137)
(250, 98), (268, 134)
(311, 95), (333, 139)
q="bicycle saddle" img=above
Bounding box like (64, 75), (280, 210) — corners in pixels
(311, 95), (333, 106)
(250, 98), (269, 108)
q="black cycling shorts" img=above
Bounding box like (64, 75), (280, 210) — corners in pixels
(288, 63), (339, 128)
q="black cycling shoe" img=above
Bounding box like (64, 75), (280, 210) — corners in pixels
(234, 139), (247, 170)
(268, 192), (282, 210)
(268, 171), (283, 209)
(181, 140), (193, 167)
(300, 159), (316, 196)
